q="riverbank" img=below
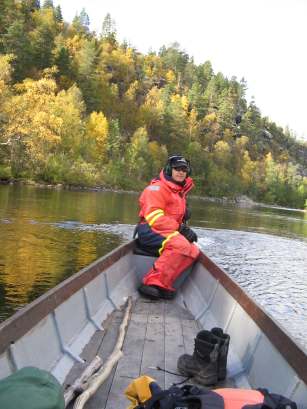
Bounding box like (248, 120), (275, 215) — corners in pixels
(1, 178), (306, 212)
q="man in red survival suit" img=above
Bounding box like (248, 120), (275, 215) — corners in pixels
(135, 154), (200, 300)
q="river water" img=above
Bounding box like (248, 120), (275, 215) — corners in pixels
(0, 185), (306, 351)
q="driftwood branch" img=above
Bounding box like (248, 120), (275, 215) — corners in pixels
(73, 297), (132, 409)
(64, 355), (103, 407)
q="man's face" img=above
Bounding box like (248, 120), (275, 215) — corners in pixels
(171, 166), (188, 182)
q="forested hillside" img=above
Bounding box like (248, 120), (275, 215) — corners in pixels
(0, 0), (306, 208)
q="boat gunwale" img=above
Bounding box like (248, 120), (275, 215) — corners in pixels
(0, 239), (306, 384)
(199, 252), (307, 383)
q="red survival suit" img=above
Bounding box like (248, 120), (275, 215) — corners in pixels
(136, 170), (200, 291)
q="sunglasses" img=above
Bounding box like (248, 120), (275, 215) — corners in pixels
(173, 166), (188, 172)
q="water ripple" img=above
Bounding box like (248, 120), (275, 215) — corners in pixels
(38, 220), (307, 351)
(197, 228), (307, 351)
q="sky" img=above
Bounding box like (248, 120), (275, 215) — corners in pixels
(55, 0), (307, 141)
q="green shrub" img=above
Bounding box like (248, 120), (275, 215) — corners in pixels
(63, 159), (98, 186)
(0, 165), (12, 180)
(39, 155), (66, 183)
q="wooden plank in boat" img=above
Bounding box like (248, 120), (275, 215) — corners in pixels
(66, 297), (243, 409)
(164, 315), (185, 387)
(104, 311), (148, 409)
(105, 375), (133, 409)
(85, 310), (124, 409)
(116, 311), (147, 378)
(65, 311), (121, 408)
(140, 311), (165, 386)
(105, 299), (166, 408)
(181, 318), (201, 356)
(136, 298), (166, 316)
(165, 300), (195, 320)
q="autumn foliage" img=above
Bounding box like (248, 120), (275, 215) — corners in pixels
(0, 1), (306, 208)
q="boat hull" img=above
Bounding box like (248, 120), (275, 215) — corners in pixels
(0, 240), (306, 407)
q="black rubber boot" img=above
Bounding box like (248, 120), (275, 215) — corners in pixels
(138, 284), (176, 300)
(138, 284), (160, 300)
(177, 330), (219, 385)
(211, 327), (230, 381)
(154, 286), (176, 300)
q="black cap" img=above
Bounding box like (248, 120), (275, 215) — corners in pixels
(164, 154), (191, 177)
(170, 156), (188, 169)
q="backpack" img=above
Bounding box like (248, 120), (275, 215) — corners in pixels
(135, 383), (297, 409)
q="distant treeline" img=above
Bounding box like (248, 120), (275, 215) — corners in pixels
(0, 0), (306, 208)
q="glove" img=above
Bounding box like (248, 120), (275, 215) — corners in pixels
(179, 224), (198, 243)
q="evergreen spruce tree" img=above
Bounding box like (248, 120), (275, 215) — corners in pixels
(79, 8), (90, 30)
(54, 5), (63, 22)
(2, 20), (33, 81)
(101, 13), (117, 42)
(43, 0), (53, 8)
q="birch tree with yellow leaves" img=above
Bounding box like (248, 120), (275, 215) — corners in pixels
(4, 76), (62, 176)
(0, 54), (14, 178)
(85, 111), (109, 163)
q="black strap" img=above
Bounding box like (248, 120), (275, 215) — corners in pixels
(139, 385), (221, 409)
(154, 366), (192, 385)
(258, 389), (297, 409)
(141, 389), (177, 409)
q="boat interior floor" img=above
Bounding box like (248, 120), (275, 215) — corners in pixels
(65, 298), (236, 409)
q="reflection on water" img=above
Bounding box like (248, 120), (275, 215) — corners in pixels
(0, 185), (132, 320)
(0, 185), (306, 351)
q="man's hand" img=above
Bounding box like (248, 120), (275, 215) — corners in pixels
(179, 224), (198, 243)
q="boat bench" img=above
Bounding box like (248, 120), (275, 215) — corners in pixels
(133, 242), (193, 289)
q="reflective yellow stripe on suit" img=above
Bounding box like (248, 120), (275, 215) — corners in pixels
(159, 231), (179, 255)
(145, 209), (164, 226)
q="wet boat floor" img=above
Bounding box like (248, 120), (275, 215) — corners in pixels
(65, 298), (235, 409)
